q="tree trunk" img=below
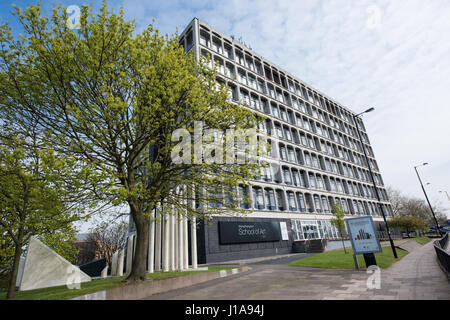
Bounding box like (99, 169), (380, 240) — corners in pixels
(126, 205), (150, 281)
(340, 231), (347, 254)
(7, 238), (23, 299)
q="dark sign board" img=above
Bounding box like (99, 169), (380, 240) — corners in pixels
(218, 221), (281, 244)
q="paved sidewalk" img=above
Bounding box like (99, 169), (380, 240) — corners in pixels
(206, 239), (410, 267)
(322, 241), (449, 300)
(145, 240), (449, 300)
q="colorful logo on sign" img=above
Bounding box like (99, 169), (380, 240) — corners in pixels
(355, 228), (373, 241)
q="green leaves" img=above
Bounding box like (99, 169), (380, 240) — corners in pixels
(388, 216), (427, 233)
(331, 202), (346, 232)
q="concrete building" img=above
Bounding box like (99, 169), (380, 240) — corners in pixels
(176, 18), (395, 263)
(130, 17), (395, 267)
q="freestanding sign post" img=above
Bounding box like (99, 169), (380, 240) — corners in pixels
(345, 216), (382, 269)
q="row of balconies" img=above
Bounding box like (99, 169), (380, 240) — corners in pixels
(205, 185), (392, 217)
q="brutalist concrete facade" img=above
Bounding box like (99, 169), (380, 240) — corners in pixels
(176, 17), (395, 262)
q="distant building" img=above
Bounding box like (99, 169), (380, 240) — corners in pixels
(74, 233), (97, 265)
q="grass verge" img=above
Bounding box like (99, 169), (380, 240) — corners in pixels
(0, 266), (236, 300)
(410, 236), (432, 245)
(288, 246), (408, 270)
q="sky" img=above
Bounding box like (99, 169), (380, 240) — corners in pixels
(1, 0), (449, 221)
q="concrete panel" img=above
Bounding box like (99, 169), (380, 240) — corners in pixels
(15, 256), (26, 287)
(19, 237), (91, 291)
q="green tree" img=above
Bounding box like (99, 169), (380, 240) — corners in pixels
(388, 216), (427, 237)
(0, 233), (14, 287)
(331, 202), (348, 254)
(0, 2), (263, 281)
(0, 132), (92, 298)
(387, 186), (448, 230)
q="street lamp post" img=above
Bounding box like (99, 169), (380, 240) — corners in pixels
(414, 163), (442, 237)
(352, 108), (398, 259)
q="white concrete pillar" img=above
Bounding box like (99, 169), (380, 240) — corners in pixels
(174, 209), (179, 270)
(183, 214), (189, 270)
(162, 208), (170, 272)
(147, 211), (155, 273)
(101, 266), (108, 278)
(155, 208), (162, 272)
(111, 251), (118, 276)
(178, 213), (184, 271)
(190, 216), (198, 269)
(169, 206), (175, 271)
(117, 249), (124, 276)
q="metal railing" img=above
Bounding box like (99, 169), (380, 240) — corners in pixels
(433, 233), (450, 277)
(376, 230), (402, 241)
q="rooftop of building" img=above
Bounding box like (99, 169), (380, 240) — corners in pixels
(183, 17), (363, 119)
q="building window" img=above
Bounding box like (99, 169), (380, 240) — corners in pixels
(314, 195), (322, 213)
(265, 189), (276, 210)
(253, 188), (264, 210)
(276, 124), (283, 139)
(287, 192), (297, 211)
(283, 168), (292, 185)
(212, 37), (223, 54)
(279, 145), (287, 161)
(296, 193), (307, 212)
(271, 103), (280, 118)
(224, 43), (233, 59)
(186, 31), (193, 51)
(292, 170), (301, 186)
(304, 153), (312, 167)
(321, 196), (330, 213)
(238, 185), (250, 209)
(316, 175), (325, 190)
(200, 30), (210, 47)
(276, 190), (284, 211)
(308, 173), (316, 189)
(288, 148), (296, 162)
(262, 164), (272, 182)
(284, 127), (292, 141)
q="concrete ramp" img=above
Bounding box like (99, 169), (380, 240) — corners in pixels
(19, 237), (91, 291)
(397, 239), (422, 252)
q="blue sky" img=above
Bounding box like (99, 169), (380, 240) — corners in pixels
(1, 0), (449, 221)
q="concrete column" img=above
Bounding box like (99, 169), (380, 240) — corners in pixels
(125, 235), (134, 275)
(193, 18), (200, 61)
(162, 208), (170, 272)
(261, 187), (266, 208)
(101, 266), (108, 278)
(190, 216), (198, 269)
(147, 211), (155, 273)
(117, 249), (124, 276)
(174, 209), (179, 271)
(183, 214), (189, 270)
(155, 208), (162, 272)
(111, 251), (118, 276)
(178, 213), (184, 271)
(169, 206), (175, 271)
